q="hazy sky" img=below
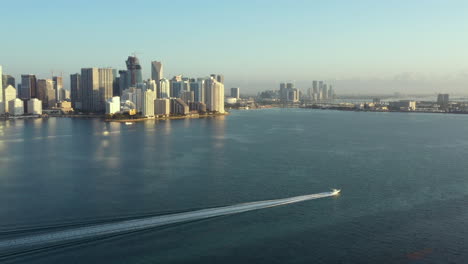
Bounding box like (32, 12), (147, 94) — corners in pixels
(1, 0), (468, 94)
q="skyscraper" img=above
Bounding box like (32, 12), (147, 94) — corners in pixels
(126, 56), (143, 86)
(205, 77), (225, 113)
(70, 73), (81, 109)
(2, 74), (15, 89)
(36, 79), (55, 108)
(98, 68), (115, 111)
(437, 94), (449, 107)
(53, 76), (63, 102)
(231, 87), (240, 99)
(119, 70), (130, 93)
(142, 90), (156, 117)
(3, 85), (16, 113)
(151, 61), (163, 91)
(190, 79), (205, 103)
(81, 68), (100, 112)
(159, 78), (170, 98)
(20, 74), (37, 100)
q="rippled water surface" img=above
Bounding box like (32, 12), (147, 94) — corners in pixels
(1, 109), (468, 263)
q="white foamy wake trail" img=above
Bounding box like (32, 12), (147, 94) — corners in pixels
(0, 191), (335, 254)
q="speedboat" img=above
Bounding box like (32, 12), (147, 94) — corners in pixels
(331, 189), (341, 195)
(125, 122), (134, 125)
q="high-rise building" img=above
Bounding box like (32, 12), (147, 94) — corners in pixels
(70, 73), (81, 109)
(170, 98), (189, 115)
(2, 74), (15, 89)
(20, 74), (37, 100)
(3, 85), (16, 113)
(9, 98), (24, 116)
(36, 79), (55, 108)
(121, 87), (143, 113)
(154, 98), (170, 116)
(205, 77), (225, 113)
(126, 56), (143, 86)
(151, 61), (163, 91)
(98, 68), (114, 111)
(437, 94), (449, 107)
(145, 79), (157, 93)
(159, 78), (170, 98)
(118, 70), (130, 93)
(170, 79), (189, 98)
(27, 98), (42, 115)
(312, 81), (318, 94)
(322, 84), (328, 100)
(189, 78), (205, 103)
(142, 90), (156, 117)
(211, 74), (224, 84)
(81, 68), (114, 112)
(53, 76), (63, 102)
(231, 87), (240, 99)
(81, 68), (100, 112)
(180, 91), (194, 104)
(46, 82), (56, 108)
(105, 96), (120, 115)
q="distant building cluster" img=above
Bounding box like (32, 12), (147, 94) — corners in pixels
(68, 56), (227, 117)
(0, 66), (43, 116)
(0, 55), (232, 119)
(256, 81), (336, 104)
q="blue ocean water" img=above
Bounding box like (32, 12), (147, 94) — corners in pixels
(1, 109), (468, 263)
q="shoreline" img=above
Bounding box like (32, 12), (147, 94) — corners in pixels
(105, 112), (229, 123)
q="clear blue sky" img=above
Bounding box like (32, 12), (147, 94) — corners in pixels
(1, 0), (468, 94)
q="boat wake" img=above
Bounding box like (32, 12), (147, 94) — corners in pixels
(0, 191), (338, 257)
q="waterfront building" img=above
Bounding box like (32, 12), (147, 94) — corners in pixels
(188, 101), (207, 112)
(142, 90), (156, 117)
(70, 73), (81, 109)
(279, 82), (298, 103)
(27, 98), (42, 115)
(2, 74), (15, 89)
(151, 61), (163, 91)
(119, 70), (130, 93)
(121, 87), (143, 113)
(155, 98), (170, 116)
(20, 74), (37, 100)
(322, 84), (328, 100)
(99, 68), (115, 111)
(159, 78), (170, 98)
(437, 94), (449, 107)
(46, 82), (56, 108)
(170, 98), (189, 115)
(9, 98), (24, 116)
(225, 97), (237, 105)
(190, 79), (205, 103)
(170, 79), (189, 98)
(180, 91), (194, 104)
(57, 101), (73, 113)
(205, 77), (225, 113)
(312, 81), (318, 94)
(3, 85), (16, 113)
(36, 79), (55, 108)
(231, 87), (240, 99)
(81, 68), (114, 113)
(126, 56), (143, 86)
(53, 76), (63, 102)
(389, 100), (416, 111)
(105, 96), (120, 115)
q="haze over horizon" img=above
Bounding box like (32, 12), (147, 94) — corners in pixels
(2, 0), (468, 95)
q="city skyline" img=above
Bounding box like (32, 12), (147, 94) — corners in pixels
(2, 0), (468, 94)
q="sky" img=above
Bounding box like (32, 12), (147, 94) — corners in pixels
(1, 0), (468, 95)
